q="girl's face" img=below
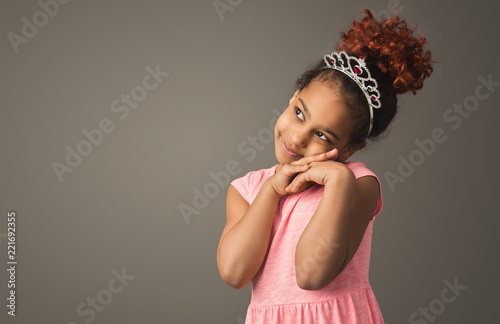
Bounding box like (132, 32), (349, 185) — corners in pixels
(274, 80), (364, 164)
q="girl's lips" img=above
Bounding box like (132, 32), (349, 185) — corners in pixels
(282, 140), (300, 157)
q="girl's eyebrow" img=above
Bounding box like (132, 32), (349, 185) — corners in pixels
(298, 98), (341, 141)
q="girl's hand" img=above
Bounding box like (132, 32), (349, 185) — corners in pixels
(288, 148), (339, 167)
(269, 148), (339, 198)
(284, 156), (353, 195)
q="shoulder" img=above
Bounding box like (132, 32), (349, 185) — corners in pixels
(344, 161), (377, 179)
(344, 161), (383, 218)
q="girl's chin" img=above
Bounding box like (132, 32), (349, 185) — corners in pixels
(275, 154), (289, 165)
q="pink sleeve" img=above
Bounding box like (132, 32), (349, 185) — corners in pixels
(347, 162), (383, 220)
(230, 165), (276, 205)
(230, 171), (252, 204)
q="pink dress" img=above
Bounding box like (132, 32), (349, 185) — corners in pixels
(230, 161), (385, 324)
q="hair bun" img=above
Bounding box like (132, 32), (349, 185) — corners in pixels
(337, 9), (434, 95)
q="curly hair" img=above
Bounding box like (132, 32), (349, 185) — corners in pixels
(294, 9), (434, 148)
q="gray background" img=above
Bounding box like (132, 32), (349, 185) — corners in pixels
(1, 0), (498, 323)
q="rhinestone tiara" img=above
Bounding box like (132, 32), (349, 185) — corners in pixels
(323, 51), (381, 138)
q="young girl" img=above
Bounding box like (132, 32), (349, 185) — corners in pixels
(217, 9), (433, 324)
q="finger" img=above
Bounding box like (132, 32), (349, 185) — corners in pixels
(291, 152), (327, 166)
(324, 148), (339, 160)
(282, 163), (309, 177)
(309, 148), (338, 162)
(295, 148), (339, 165)
(285, 172), (309, 193)
(287, 178), (310, 194)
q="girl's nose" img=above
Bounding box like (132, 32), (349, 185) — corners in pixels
(289, 129), (307, 148)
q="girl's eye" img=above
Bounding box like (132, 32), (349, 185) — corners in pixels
(294, 107), (331, 143)
(317, 132), (328, 141)
(295, 108), (304, 121)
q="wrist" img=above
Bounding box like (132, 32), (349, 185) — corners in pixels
(324, 167), (355, 188)
(265, 177), (285, 200)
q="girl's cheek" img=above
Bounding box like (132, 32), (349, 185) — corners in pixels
(280, 115), (293, 127)
(275, 117), (287, 131)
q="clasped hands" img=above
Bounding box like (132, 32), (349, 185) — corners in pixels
(270, 148), (352, 198)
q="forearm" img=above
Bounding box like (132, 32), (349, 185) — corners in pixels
(295, 170), (356, 290)
(218, 179), (281, 289)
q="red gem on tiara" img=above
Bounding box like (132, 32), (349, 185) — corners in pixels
(354, 66), (361, 75)
(371, 95), (376, 101)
